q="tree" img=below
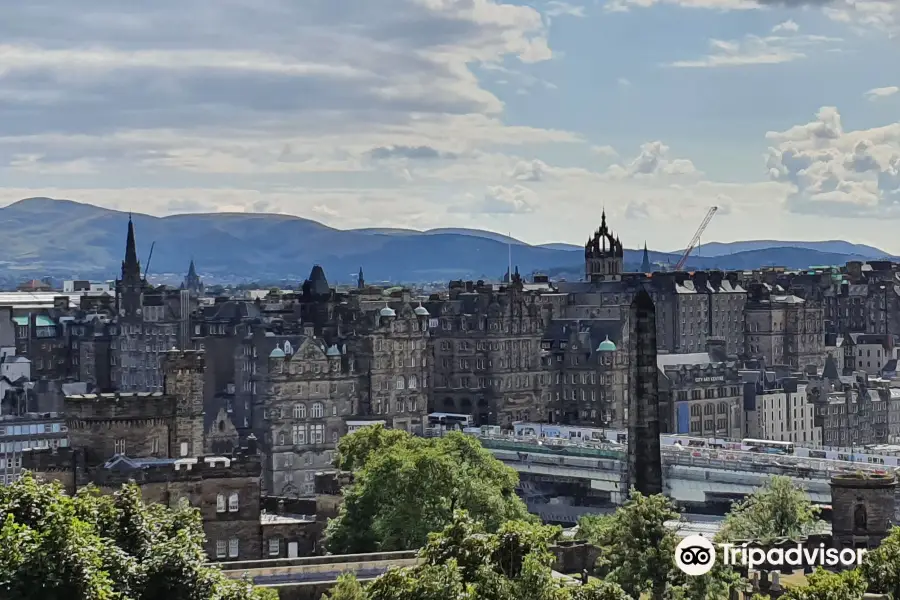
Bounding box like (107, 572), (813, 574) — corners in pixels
(327, 512), (633, 600)
(717, 476), (824, 543)
(332, 423), (418, 472)
(861, 525), (900, 597)
(0, 472), (276, 600)
(778, 568), (866, 600)
(578, 491), (737, 600)
(325, 428), (534, 553)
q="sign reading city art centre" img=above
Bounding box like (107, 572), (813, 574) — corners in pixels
(693, 376), (725, 383)
(674, 535), (866, 577)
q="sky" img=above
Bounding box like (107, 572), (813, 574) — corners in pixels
(0, 0), (898, 253)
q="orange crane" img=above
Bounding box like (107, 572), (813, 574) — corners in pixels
(674, 206), (718, 271)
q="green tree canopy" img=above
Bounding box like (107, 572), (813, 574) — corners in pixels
(578, 491), (738, 600)
(323, 511), (632, 600)
(717, 476), (824, 543)
(326, 427), (534, 553)
(777, 568), (866, 600)
(861, 525), (900, 597)
(0, 472), (275, 600)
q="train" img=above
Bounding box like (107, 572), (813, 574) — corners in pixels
(509, 422), (900, 468)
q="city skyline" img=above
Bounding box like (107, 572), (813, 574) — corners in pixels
(0, 1), (897, 251)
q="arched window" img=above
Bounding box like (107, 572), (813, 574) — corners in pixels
(228, 492), (239, 512)
(408, 375), (418, 389)
(717, 402), (728, 414)
(293, 404), (306, 419)
(396, 376), (406, 390)
(216, 494), (225, 513)
(704, 404), (714, 416)
(311, 402), (324, 419)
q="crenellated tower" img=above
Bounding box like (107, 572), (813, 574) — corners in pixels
(584, 210), (624, 282)
(164, 349), (206, 458)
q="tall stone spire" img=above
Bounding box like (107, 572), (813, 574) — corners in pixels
(357, 267), (365, 289)
(121, 214), (141, 283)
(627, 289), (662, 497)
(640, 242), (651, 273)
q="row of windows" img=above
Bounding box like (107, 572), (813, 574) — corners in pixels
(439, 339), (534, 353)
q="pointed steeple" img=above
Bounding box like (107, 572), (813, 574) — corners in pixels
(121, 214), (141, 283)
(601, 209), (607, 231)
(357, 267), (365, 289)
(187, 258), (197, 279)
(640, 241), (652, 273)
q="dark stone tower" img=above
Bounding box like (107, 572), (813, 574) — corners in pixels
(357, 267), (365, 289)
(584, 210), (624, 283)
(640, 242), (651, 273)
(627, 289), (663, 496)
(183, 259), (203, 295)
(116, 215), (144, 320)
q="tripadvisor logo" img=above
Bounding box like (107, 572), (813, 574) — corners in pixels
(674, 535), (867, 576)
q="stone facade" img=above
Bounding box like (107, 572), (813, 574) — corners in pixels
(64, 349), (206, 463)
(659, 355), (743, 438)
(23, 446), (277, 562)
(353, 301), (430, 433)
(744, 283), (826, 370)
(830, 473), (897, 550)
(265, 338), (357, 497)
(542, 315), (628, 428)
(429, 277), (548, 426)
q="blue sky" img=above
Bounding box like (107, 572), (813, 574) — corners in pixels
(0, 0), (898, 252)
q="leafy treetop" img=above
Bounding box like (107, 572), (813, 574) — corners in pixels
(323, 511), (633, 600)
(0, 472), (276, 600)
(326, 426), (535, 553)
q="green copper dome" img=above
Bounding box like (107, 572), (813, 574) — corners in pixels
(596, 336), (617, 352)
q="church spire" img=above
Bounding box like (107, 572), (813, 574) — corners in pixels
(121, 214), (141, 283)
(640, 241), (651, 273)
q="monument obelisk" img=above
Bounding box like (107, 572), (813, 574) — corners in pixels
(627, 289), (663, 496)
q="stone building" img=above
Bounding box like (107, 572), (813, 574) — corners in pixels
(429, 276), (548, 426)
(352, 298), (430, 433)
(264, 338), (357, 497)
(112, 217), (196, 391)
(541, 316), (628, 428)
(744, 283), (825, 370)
(743, 376), (820, 446)
(66, 349), (205, 462)
(23, 442), (316, 562)
(657, 346), (743, 439)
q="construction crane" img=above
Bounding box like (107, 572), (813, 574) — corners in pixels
(674, 206), (718, 271)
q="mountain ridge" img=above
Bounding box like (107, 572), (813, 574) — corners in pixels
(0, 197), (890, 284)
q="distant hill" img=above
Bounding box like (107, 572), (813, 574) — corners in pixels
(0, 198), (890, 284)
(680, 240), (891, 260)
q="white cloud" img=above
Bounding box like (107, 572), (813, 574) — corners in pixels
(772, 19), (800, 33)
(0, 0), (562, 179)
(475, 185), (539, 214)
(605, 142), (700, 179)
(604, 0), (898, 33)
(765, 106), (900, 216)
(544, 1), (588, 17)
(668, 32), (841, 68)
(865, 86), (900, 101)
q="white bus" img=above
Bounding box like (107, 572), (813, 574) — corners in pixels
(741, 438), (795, 455)
(425, 413), (474, 436)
